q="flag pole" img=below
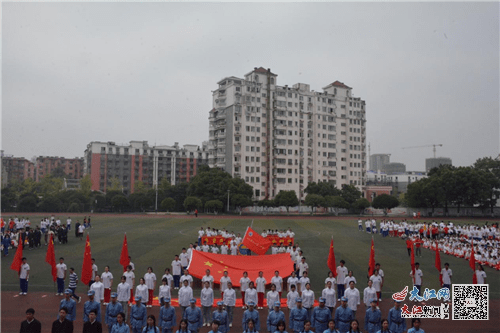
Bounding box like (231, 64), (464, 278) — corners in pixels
(250, 219), (254, 228)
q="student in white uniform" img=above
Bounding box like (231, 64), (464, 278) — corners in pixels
(240, 272), (251, 308)
(256, 271), (267, 310)
(266, 284), (280, 311)
(202, 269), (215, 289)
(171, 255), (182, 289)
(144, 267), (157, 307)
(123, 265), (135, 305)
(475, 264), (487, 284)
(336, 260), (348, 301)
(287, 271), (299, 292)
(220, 271), (232, 299)
(321, 281), (336, 314)
(363, 280), (377, 307)
(90, 275), (105, 303)
(223, 282), (236, 327)
(374, 263), (384, 301)
(180, 269), (194, 288)
(441, 263), (452, 301)
(287, 284), (299, 311)
(369, 270), (383, 303)
(344, 281), (360, 317)
(178, 279), (193, 316)
(299, 271), (310, 295)
(200, 281), (214, 326)
(344, 271), (356, 289)
(101, 266), (113, 305)
(410, 262), (423, 296)
(271, 271), (284, 299)
(180, 248), (190, 270)
(245, 281), (258, 308)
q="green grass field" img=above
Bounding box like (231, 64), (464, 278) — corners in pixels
(2, 215), (499, 300)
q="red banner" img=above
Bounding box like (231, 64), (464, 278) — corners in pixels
(120, 234), (130, 272)
(266, 235), (294, 245)
(368, 238), (376, 277)
(45, 235), (57, 282)
(243, 227), (272, 255)
(201, 236), (232, 246)
(10, 239), (24, 273)
(327, 238), (337, 277)
(470, 241), (477, 284)
(435, 247), (443, 286)
(187, 251), (294, 287)
(81, 235), (93, 285)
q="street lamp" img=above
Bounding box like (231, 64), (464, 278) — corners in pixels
(227, 189), (230, 213)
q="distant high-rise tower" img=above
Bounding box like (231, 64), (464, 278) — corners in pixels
(208, 67), (367, 201)
(369, 154), (390, 172)
(425, 157), (452, 172)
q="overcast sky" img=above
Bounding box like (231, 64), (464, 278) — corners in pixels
(3, 2), (499, 171)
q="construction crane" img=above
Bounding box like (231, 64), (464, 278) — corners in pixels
(401, 144), (443, 158)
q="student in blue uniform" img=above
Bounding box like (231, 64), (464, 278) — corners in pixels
(208, 320), (222, 333)
(105, 293), (123, 331)
(334, 297), (353, 333)
(176, 319), (190, 333)
(212, 301), (229, 333)
(311, 298), (331, 333)
(130, 296), (147, 333)
(289, 298), (308, 333)
(59, 289), (77, 322)
(388, 301), (406, 333)
(184, 299), (202, 333)
(274, 320), (288, 333)
(111, 312), (130, 333)
(83, 290), (101, 323)
(407, 318), (424, 333)
(243, 319), (259, 333)
(323, 320), (340, 333)
(160, 297), (177, 333)
(300, 321), (313, 333)
(364, 299), (381, 333)
(243, 301), (260, 332)
(143, 315), (160, 333)
(267, 302), (285, 333)
(375, 319), (390, 333)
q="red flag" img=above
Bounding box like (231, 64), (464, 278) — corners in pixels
(187, 251), (293, 287)
(242, 227), (272, 255)
(119, 234), (130, 272)
(434, 247), (443, 286)
(327, 238), (337, 277)
(368, 238), (376, 276)
(81, 234), (93, 285)
(410, 241), (415, 284)
(45, 234), (57, 282)
(470, 241), (477, 284)
(10, 240), (24, 273)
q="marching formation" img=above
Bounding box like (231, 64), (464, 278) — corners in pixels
(13, 219), (498, 333)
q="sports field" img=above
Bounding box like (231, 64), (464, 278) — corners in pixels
(2, 214), (499, 332)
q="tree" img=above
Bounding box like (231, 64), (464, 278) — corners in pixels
(340, 184), (362, 210)
(184, 196), (202, 212)
(324, 195), (349, 215)
(304, 182), (341, 197)
(111, 195), (129, 212)
(304, 194), (325, 214)
(39, 195), (62, 212)
(161, 197), (176, 212)
(257, 199), (275, 207)
(274, 190), (299, 213)
(134, 181), (148, 194)
(204, 200), (223, 213)
(50, 167), (67, 178)
(372, 194), (399, 215)
(1, 187), (18, 211)
(18, 195), (38, 212)
(80, 175), (92, 197)
(231, 194), (253, 209)
(108, 177), (122, 192)
(67, 202), (81, 213)
(474, 157), (500, 214)
(352, 198), (371, 214)
(187, 168), (253, 204)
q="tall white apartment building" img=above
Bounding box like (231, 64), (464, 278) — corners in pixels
(208, 67), (366, 201)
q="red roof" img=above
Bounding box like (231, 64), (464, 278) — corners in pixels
(330, 81), (351, 89)
(253, 67), (276, 76)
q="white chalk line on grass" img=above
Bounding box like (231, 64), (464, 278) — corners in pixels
(299, 230), (321, 239)
(179, 229), (190, 236)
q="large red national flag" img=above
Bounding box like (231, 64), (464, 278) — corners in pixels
(45, 234), (57, 282)
(81, 234), (93, 285)
(368, 238), (376, 276)
(434, 247), (443, 286)
(327, 238), (337, 277)
(10, 240), (24, 273)
(119, 234), (130, 272)
(242, 227), (272, 255)
(469, 241), (477, 284)
(187, 251), (293, 287)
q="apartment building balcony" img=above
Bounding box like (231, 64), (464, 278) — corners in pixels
(234, 172), (241, 178)
(217, 141), (226, 148)
(218, 132), (226, 138)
